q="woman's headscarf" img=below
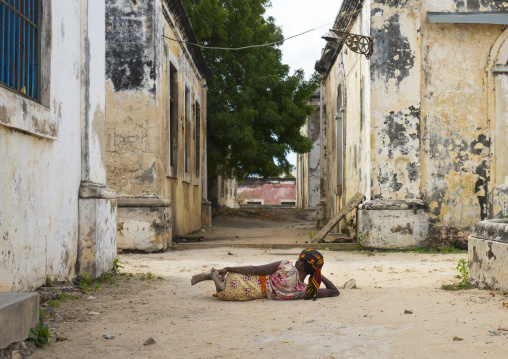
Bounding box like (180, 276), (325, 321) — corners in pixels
(300, 248), (324, 301)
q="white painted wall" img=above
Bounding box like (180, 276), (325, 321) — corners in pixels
(0, 1), (108, 291)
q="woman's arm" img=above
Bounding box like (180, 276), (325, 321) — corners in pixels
(315, 275), (340, 298)
(218, 261), (282, 276)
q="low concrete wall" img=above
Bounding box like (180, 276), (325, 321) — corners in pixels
(469, 219), (508, 290)
(78, 183), (118, 278)
(117, 197), (172, 252)
(0, 293), (39, 349)
(358, 200), (429, 249)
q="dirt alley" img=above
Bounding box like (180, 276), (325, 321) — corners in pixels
(32, 209), (508, 359)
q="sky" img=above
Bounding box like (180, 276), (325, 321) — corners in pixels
(264, 0), (343, 166)
(264, 0), (343, 79)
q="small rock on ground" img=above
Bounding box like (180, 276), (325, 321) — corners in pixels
(143, 337), (156, 346)
(343, 279), (357, 289)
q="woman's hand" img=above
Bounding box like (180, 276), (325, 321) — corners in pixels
(217, 268), (228, 276)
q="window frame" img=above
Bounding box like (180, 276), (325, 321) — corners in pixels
(0, 0), (41, 100)
(0, 0), (54, 139)
(193, 92), (201, 186)
(166, 49), (179, 178)
(183, 81), (191, 183)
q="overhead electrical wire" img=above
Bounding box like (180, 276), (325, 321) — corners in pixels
(162, 21), (333, 50)
(162, 0), (402, 51)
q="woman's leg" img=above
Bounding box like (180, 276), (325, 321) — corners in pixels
(191, 271), (211, 285)
(210, 268), (226, 292)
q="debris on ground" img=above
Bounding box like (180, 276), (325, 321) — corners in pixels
(404, 310), (413, 314)
(343, 279), (357, 289)
(103, 334), (115, 340)
(143, 337), (156, 346)
(219, 208), (288, 221)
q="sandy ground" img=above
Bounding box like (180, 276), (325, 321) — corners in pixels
(32, 210), (508, 359)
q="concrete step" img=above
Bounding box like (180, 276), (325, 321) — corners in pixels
(172, 242), (359, 251)
(0, 293), (39, 349)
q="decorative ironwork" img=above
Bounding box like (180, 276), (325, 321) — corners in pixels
(322, 29), (374, 59)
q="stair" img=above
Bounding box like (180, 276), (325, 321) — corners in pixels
(0, 293), (39, 349)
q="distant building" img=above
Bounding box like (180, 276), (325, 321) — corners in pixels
(237, 178), (297, 207)
(105, 0), (212, 251)
(296, 89), (322, 220)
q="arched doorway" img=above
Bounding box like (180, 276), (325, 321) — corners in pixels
(487, 30), (508, 218)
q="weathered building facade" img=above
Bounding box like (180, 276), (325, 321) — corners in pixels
(213, 177), (238, 209)
(105, 0), (211, 251)
(0, 0), (117, 291)
(315, 0), (508, 249)
(296, 89), (322, 220)
(237, 178), (297, 207)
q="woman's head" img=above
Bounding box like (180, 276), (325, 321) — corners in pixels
(298, 248), (324, 301)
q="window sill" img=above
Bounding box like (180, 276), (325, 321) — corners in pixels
(183, 172), (191, 184)
(0, 86), (58, 140)
(193, 176), (200, 186)
(167, 166), (177, 179)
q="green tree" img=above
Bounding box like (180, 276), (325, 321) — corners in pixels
(183, 0), (318, 180)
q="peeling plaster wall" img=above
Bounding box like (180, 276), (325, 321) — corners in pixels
(318, 0), (508, 247)
(321, 3), (371, 224)
(105, 0), (157, 195)
(117, 206), (171, 252)
(1, 1), (83, 291)
(105, 0), (206, 236)
(421, 0), (504, 238)
(370, 0), (421, 201)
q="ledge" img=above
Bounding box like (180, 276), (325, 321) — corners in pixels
(117, 196), (171, 207)
(0, 86), (57, 140)
(427, 11), (508, 25)
(0, 292), (39, 349)
(359, 199), (428, 211)
(471, 219), (508, 243)
(79, 182), (117, 199)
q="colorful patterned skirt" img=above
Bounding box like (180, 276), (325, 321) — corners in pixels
(216, 273), (267, 301)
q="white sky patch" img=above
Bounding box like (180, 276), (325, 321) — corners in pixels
(265, 1), (343, 166)
(265, 0), (343, 79)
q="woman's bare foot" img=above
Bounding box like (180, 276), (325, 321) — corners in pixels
(211, 268), (226, 292)
(191, 272), (211, 285)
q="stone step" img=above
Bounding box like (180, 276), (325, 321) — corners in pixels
(0, 293), (39, 349)
(172, 242), (359, 251)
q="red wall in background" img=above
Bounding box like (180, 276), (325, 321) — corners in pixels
(237, 178), (296, 206)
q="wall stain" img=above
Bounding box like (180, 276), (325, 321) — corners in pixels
(105, 0), (155, 92)
(391, 223), (413, 235)
(371, 13), (415, 86)
(487, 241), (496, 260)
(0, 105), (10, 124)
(138, 162), (155, 183)
(474, 160), (490, 220)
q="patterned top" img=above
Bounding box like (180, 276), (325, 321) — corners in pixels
(266, 259), (307, 300)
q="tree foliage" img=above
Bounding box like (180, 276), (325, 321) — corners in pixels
(182, 0), (319, 179)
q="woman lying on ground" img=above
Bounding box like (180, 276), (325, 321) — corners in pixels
(191, 248), (340, 301)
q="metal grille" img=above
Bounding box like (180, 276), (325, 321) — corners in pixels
(0, 0), (40, 100)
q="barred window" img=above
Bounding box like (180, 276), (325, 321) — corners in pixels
(0, 0), (40, 100)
